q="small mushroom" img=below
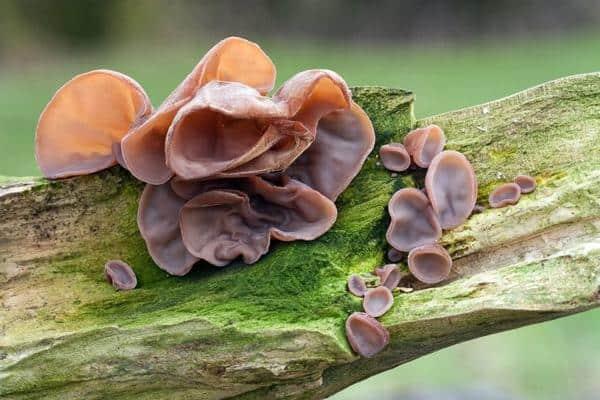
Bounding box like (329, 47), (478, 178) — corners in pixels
(363, 286), (394, 317)
(387, 247), (404, 262)
(403, 125), (446, 168)
(345, 312), (390, 358)
(104, 260), (137, 290)
(514, 174), (536, 194)
(489, 182), (521, 208)
(379, 143), (410, 172)
(407, 244), (452, 284)
(374, 264), (401, 290)
(386, 188), (442, 252)
(348, 274), (368, 297)
(425, 150), (478, 229)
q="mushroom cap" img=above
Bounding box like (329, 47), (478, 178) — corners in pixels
(489, 182), (522, 208)
(345, 312), (390, 358)
(35, 69), (152, 179)
(407, 244), (453, 284)
(514, 174), (536, 194)
(379, 143), (411, 172)
(403, 125), (446, 168)
(374, 264), (401, 290)
(348, 274), (368, 297)
(386, 188), (442, 252)
(121, 36), (277, 184)
(363, 286), (394, 317)
(387, 247), (404, 263)
(104, 260), (137, 290)
(179, 176), (337, 266)
(425, 150), (478, 229)
(137, 182), (199, 276)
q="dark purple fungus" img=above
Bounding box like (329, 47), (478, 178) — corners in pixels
(363, 286), (394, 317)
(514, 175), (536, 194)
(375, 264), (401, 290)
(348, 274), (368, 297)
(379, 143), (410, 172)
(489, 182), (521, 208)
(346, 312), (390, 357)
(403, 124), (446, 168)
(104, 260), (137, 290)
(407, 244), (453, 284)
(425, 150), (478, 229)
(387, 247), (404, 262)
(386, 188), (442, 252)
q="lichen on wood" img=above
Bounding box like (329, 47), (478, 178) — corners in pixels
(1, 73), (599, 399)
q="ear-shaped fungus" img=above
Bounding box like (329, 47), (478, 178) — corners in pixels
(387, 247), (404, 263)
(348, 274), (368, 297)
(489, 182), (521, 208)
(514, 175), (536, 194)
(425, 150), (477, 229)
(121, 37), (277, 184)
(386, 188), (442, 252)
(375, 264), (401, 290)
(403, 125), (446, 168)
(179, 176), (337, 266)
(104, 260), (137, 290)
(407, 244), (452, 284)
(138, 183), (199, 275)
(379, 143), (411, 172)
(363, 286), (394, 317)
(35, 70), (152, 178)
(346, 312), (390, 358)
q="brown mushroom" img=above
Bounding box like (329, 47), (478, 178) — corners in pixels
(179, 176), (337, 266)
(379, 143), (411, 172)
(425, 150), (478, 229)
(345, 312), (390, 358)
(374, 264), (401, 290)
(387, 247), (404, 263)
(363, 286), (394, 317)
(137, 183), (199, 275)
(514, 174), (536, 194)
(35, 70), (152, 179)
(121, 37), (277, 184)
(489, 182), (521, 208)
(348, 274), (368, 297)
(386, 188), (442, 252)
(407, 244), (453, 284)
(403, 125), (446, 168)
(104, 260), (137, 290)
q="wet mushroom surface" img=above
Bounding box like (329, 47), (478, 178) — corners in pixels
(407, 244), (453, 284)
(375, 264), (402, 290)
(514, 174), (536, 194)
(104, 260), (137, 291)
(489, 182), (522, 208)
(379, 143), (411, 172)
(403, 124), (446, 168)
(347, 274), (368, 297)
(363, 286), (394, 317)
(345, 312), (390, 358)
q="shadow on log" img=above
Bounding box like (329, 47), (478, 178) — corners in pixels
(1, 73), (599, 399)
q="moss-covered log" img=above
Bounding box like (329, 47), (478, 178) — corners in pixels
(1, 73), (599, 399)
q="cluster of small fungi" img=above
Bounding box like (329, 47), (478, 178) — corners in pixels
(489, 174), (536, 208)
(34, 37), (375, 284)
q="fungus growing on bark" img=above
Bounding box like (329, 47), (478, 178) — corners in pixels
(375, 264), (401, 290)
(363, 286), (394, 317)
(379, 143), (410, 172)
(387, 247), (404, 262)
(489, 182), (521, 208)
(407, 244), (453, 284)
(403, 125), (446, 168)
(514, 174), (536, 194)
(104, 260), (137, 290)
(346, 312), (390, 357)
(348, 274), (368, 297)
(386, 188), (442, 252)
(425, 150), (478, 229)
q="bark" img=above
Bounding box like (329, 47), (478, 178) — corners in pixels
(1, 73), (600, 400)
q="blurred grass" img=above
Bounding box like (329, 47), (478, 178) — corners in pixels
(1, 30), (599, 399)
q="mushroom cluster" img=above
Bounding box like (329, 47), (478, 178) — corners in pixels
(489, 174), (536, 208)
(35, 37), (375, 275)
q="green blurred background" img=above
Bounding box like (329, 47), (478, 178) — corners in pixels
(1, 1), (599, 399)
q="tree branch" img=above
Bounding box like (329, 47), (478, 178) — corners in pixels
(1, 73), (599, 399)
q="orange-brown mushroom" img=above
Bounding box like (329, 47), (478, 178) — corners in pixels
(403, 125), (446, 168)
(35, 70), (152, 178)
(348, 274), (368, 297)
(345, 312), (389, 358)
(489, 182), (521, 208)
(386, 188), (442, 252)
(379, 143), (411, 172)
(104, 260), (137, 290)
(425, 150), (478, 229)
(514, 174), (536, 194)
(407, 244), (452, 284)
(179, 176), (337, 266)
(375, 264), (401, 290)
